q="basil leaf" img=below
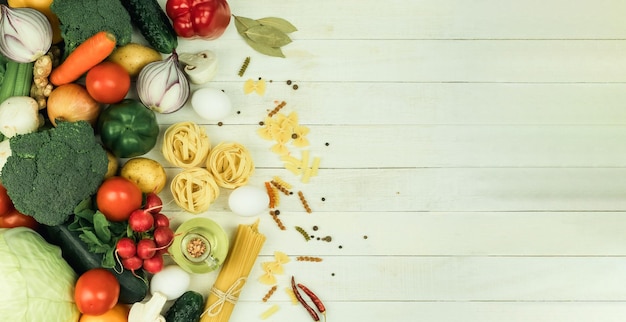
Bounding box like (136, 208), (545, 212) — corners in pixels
(93, 211), (111, 243)
(234, 15), (260, 34)
(242, 35), (285, 58)
(257, 17), (298, 33)
(245, 25), (292, 48)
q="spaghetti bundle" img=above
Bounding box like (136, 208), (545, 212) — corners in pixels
(201, 221), (266, 322)
(206, 142), (255, 189)
(170, 167), (220, 214)
(162, 121), (211, 168)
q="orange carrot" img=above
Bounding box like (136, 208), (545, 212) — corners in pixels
(50, 31), (117, 86)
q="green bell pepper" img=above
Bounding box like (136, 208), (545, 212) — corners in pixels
(97, 99), (160, 158)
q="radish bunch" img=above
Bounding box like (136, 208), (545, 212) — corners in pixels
(115, 192), (174, 275)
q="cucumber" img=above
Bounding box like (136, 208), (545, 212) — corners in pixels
(122, 0), (178, 53)
(165, 290), (204, 322)
(42, 224), (148, 304)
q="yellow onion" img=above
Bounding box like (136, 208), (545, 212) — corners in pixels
(136, 52), (190, 114)
(0, 5), (52, 63)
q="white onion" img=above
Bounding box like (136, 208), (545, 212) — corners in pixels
(136, 53), (190, 114)
(0, 5), (52, 63)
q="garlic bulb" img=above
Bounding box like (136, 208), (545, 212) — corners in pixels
(136, 53), (190, 114)
(0, 5), (52, 63)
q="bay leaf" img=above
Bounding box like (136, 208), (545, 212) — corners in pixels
(233, 15), (260, 34)
(245, 25), (292, 48)
(242, 34), (285, 58)
(257, 17), (298, 33)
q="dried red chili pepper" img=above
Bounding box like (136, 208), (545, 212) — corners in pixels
(291, 276), (320, 321)
(297, 282), (327, 321)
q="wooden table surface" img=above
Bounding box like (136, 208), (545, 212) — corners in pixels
(147, 1), (626, 321)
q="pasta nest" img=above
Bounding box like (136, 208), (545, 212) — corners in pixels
(207, 142), (255, 189)
(162, 121), (211, 168)
(170, 167), (220, 214)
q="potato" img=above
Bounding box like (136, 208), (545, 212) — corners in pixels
(108, 43), (162, 77)
(104, 150), (119, 179)
(120, 157), (167, 194)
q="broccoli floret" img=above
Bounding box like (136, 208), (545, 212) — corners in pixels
(51, 0), (133, 57)
(0, 121), (109, 226)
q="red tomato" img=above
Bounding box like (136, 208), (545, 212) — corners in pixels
(85, 61), (131, 104)
(96, 176), (143, 222)
(75, 268), (120, 316)
(0, 208), (38, 229)
(0, 183), (13, 216)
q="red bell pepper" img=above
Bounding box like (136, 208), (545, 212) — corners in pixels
(165, 0), (231, 39)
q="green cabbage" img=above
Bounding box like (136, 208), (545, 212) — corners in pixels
(0, 228), (80, 322)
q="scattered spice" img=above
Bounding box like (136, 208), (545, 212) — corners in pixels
(321, 197), (326, 201)
(338, 245), (343, 249)
(238, 56), (250, 77)
(312, 226), (318, 231)
(298, 191), (312, 213)
(295, 226), (310, 241)
(262, 285), (277, 302)
(325, 142), (330, 146)
(292, 84), (299, 90)
(286, 80), (292, 85)
(291, 276), (320, 321)
(322, 236), (332, 242)
(186, 237), (207, 258)
(259, 121), (265, 126)
(297, 282), (327, 321)
(274, 210), (281, 215)
(217, 122), (223, 126)
(363, 235), (368, 239)
(296, 256), (323, 262)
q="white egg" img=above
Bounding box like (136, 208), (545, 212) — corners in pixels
(191, 87), (232, 121)
(228, 185), (270, 217)
(150, 265), (191, 300)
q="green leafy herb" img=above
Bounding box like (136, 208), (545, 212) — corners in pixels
(69, 199), (129, 268)
(256, 17), (298, 33)
(234, 15), (297, 58)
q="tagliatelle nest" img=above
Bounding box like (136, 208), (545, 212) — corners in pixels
(206, 142), (255, 189)
(162, 121), (211, 168)
(170, 167), (220, 214)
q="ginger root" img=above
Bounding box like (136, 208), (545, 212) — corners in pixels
(30, 46), (60, 110)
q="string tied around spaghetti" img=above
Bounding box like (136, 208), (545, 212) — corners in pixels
(202, 277), (247, 317)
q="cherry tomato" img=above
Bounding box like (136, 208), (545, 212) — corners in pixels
(79, 303), (129, 322)
(0, 183), (14, 216)
(85, 61), (131, 104)
(0, 208), (38, 230)
(74, 268), (120, 316)
(96, 176), (143, 222)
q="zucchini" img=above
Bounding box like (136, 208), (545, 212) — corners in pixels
(122, 0), (178, 53)
(42, 224), (148, 304)
(165, 290), (204, 322)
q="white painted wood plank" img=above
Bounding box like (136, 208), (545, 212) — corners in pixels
(166, 211), (626, 257)
(174, 39), (626, 83)
(176, 0), (626, 40)
(155, 168), (626, 213)
(156, 83), (626, 126)
(184, 255), (626, 301)
(143, 123), (626, 168)
(224, 301), (626, 322)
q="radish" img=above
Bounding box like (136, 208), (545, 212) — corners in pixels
(122, 256), (143, 272)
(143, 254), (164, 274)
(153, 213), (170, 228)
(144, 192), (163, 214)
(153, 226), (174, 247)
(136, 238), (157, 259)
(116, 237), (136, 259)
(129, 208), (154, 232)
